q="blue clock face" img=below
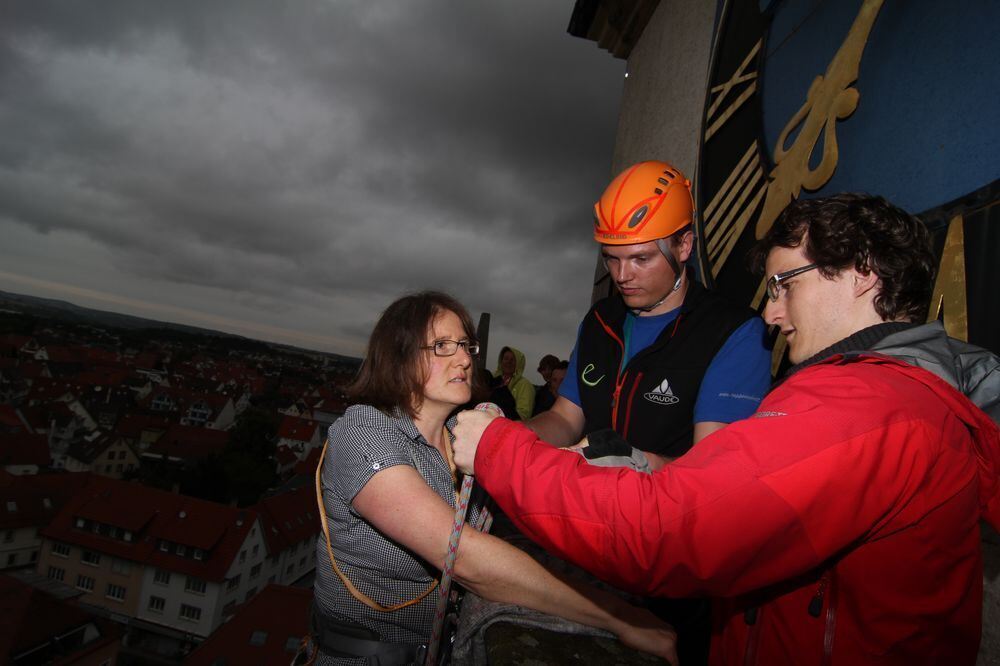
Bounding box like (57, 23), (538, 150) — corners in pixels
(696, 0), (1000, 354)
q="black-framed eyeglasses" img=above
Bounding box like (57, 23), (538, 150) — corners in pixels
(421, 340), (480, 357)
(766, 263), (819, 301)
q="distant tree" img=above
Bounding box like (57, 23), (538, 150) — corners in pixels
(227, 407), (278, 459)
(221, 451), (276, 507)
(211, 407), (279, 505)
(181, 454), (230, 504)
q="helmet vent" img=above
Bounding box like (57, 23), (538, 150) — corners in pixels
(658, 177), (670, 185)
(628, 205), (648, 228)
(654, 188), (663, 195)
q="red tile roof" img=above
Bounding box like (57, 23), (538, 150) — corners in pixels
(146, 424), (229, 462)
(185, 584), (310, 666)
(113, 413), (174, 440)
(293, 448), (322, 478)
(0, 573), (120, 660)
(275, 446), (297, 467)
(40, 476), (257, 582)
(0, 471), (90, 530)
(276, 415), (320, 442)
(0, 432), (50, 467)
(0, 404), (25, 430)
(38, 346), (84, 364)
(254, 485), (318, 557)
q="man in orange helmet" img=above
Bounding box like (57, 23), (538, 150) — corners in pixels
(528, 161), (771, 465)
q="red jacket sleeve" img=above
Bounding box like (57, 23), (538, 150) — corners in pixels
(474, 360), (974, 598)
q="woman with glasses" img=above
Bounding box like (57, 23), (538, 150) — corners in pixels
(310, 291), (676, 664)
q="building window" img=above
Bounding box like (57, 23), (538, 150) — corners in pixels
(43, 498), (52, 509)
(250, 630), (268, 646)
(239, 550), (246, 563)
(3, 530), (13, 543)
(75, 518), (85, 529)
(116, 464), (123, 472)
(179, 604), (202, 622)
(148, 596), (166, 613)
(76, 574), (95, 592)
(227, 575), (241, 591)
(268, 575), (276, 584)
(124, 531), (133, 542)
(106, 583), (126, 601)
(194, 548), (204, 561)
(159, 540), (169, 552)
(252, 544), (259, 556)
(185, 576), (207, 594)
(30, 550), (37, 563)
(153, 569), (171, 585)
(81, 550), (101, 566)
(7, 553), (16, 566)
(6, 501), (16, 512)
(285, 564), (293, 574)
(177, 544), (187, 557)
(250, 563), (261, 579)
(111, 558), (130, 575)
(47, 566), (65, 581)
(245, 587), (256, 602)
(223, 600), (236, 616)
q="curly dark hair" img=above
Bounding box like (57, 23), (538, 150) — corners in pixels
(749, 194), (936, 322)
(348, 291), (484, 418)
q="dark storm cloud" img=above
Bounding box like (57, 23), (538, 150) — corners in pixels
(0, 1), (622, 369)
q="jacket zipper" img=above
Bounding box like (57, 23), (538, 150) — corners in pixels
(807, 569), (838, 665)
(622, 371), (643, 441)
(743, 605), (762, 666)
(822, 569), (838, 665)
(594, 311), (629, 430)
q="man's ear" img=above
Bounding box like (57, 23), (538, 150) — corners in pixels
(852, 267), (880, 298)
(676, 230), (695, 263)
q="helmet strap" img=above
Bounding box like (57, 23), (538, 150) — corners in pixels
(656, 238), (684, 292)
(629, 239), (684, 314)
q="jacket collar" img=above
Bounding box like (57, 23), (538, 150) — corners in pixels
(596, 268), (709, 328)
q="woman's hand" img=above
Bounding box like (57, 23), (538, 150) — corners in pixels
(611, 606), (680, 665)
(452, 408), (500, 474)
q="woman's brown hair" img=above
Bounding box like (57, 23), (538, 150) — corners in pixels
(348, 291), (484, 418)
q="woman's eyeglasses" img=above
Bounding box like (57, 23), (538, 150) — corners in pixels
(422, 340), (480, 357)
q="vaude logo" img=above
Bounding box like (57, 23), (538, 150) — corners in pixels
(644, 378), (679, 405)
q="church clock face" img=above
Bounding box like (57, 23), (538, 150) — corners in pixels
(695, 0), (1000, 358)
(695, 0), (771, 310)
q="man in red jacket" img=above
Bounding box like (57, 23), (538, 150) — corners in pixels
(454, 194), (1000, 665)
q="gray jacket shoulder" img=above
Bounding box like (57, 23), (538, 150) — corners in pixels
(871, 320), (1000, 423)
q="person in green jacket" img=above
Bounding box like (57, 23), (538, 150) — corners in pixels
(492, 346), (535, 421)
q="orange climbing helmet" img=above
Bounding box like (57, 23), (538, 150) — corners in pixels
(593, 161), (694, 245)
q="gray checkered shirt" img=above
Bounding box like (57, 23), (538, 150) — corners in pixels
(313, 404), (487, 662)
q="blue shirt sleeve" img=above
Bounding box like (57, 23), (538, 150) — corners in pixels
(559, 322), (585, 407)
(693, 317), (772, 424)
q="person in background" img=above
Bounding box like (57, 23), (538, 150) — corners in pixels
(536, 353), (561, 387)
(533, 359), (568, 416)
(452, 195), (1000, 665)
(490, 346), (534, 421)
(311, 291), (677, 664)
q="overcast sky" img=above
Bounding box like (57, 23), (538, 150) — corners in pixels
(0, 1), (623, 383)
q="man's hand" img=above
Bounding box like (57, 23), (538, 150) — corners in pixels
(452, 409), (500, 475)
